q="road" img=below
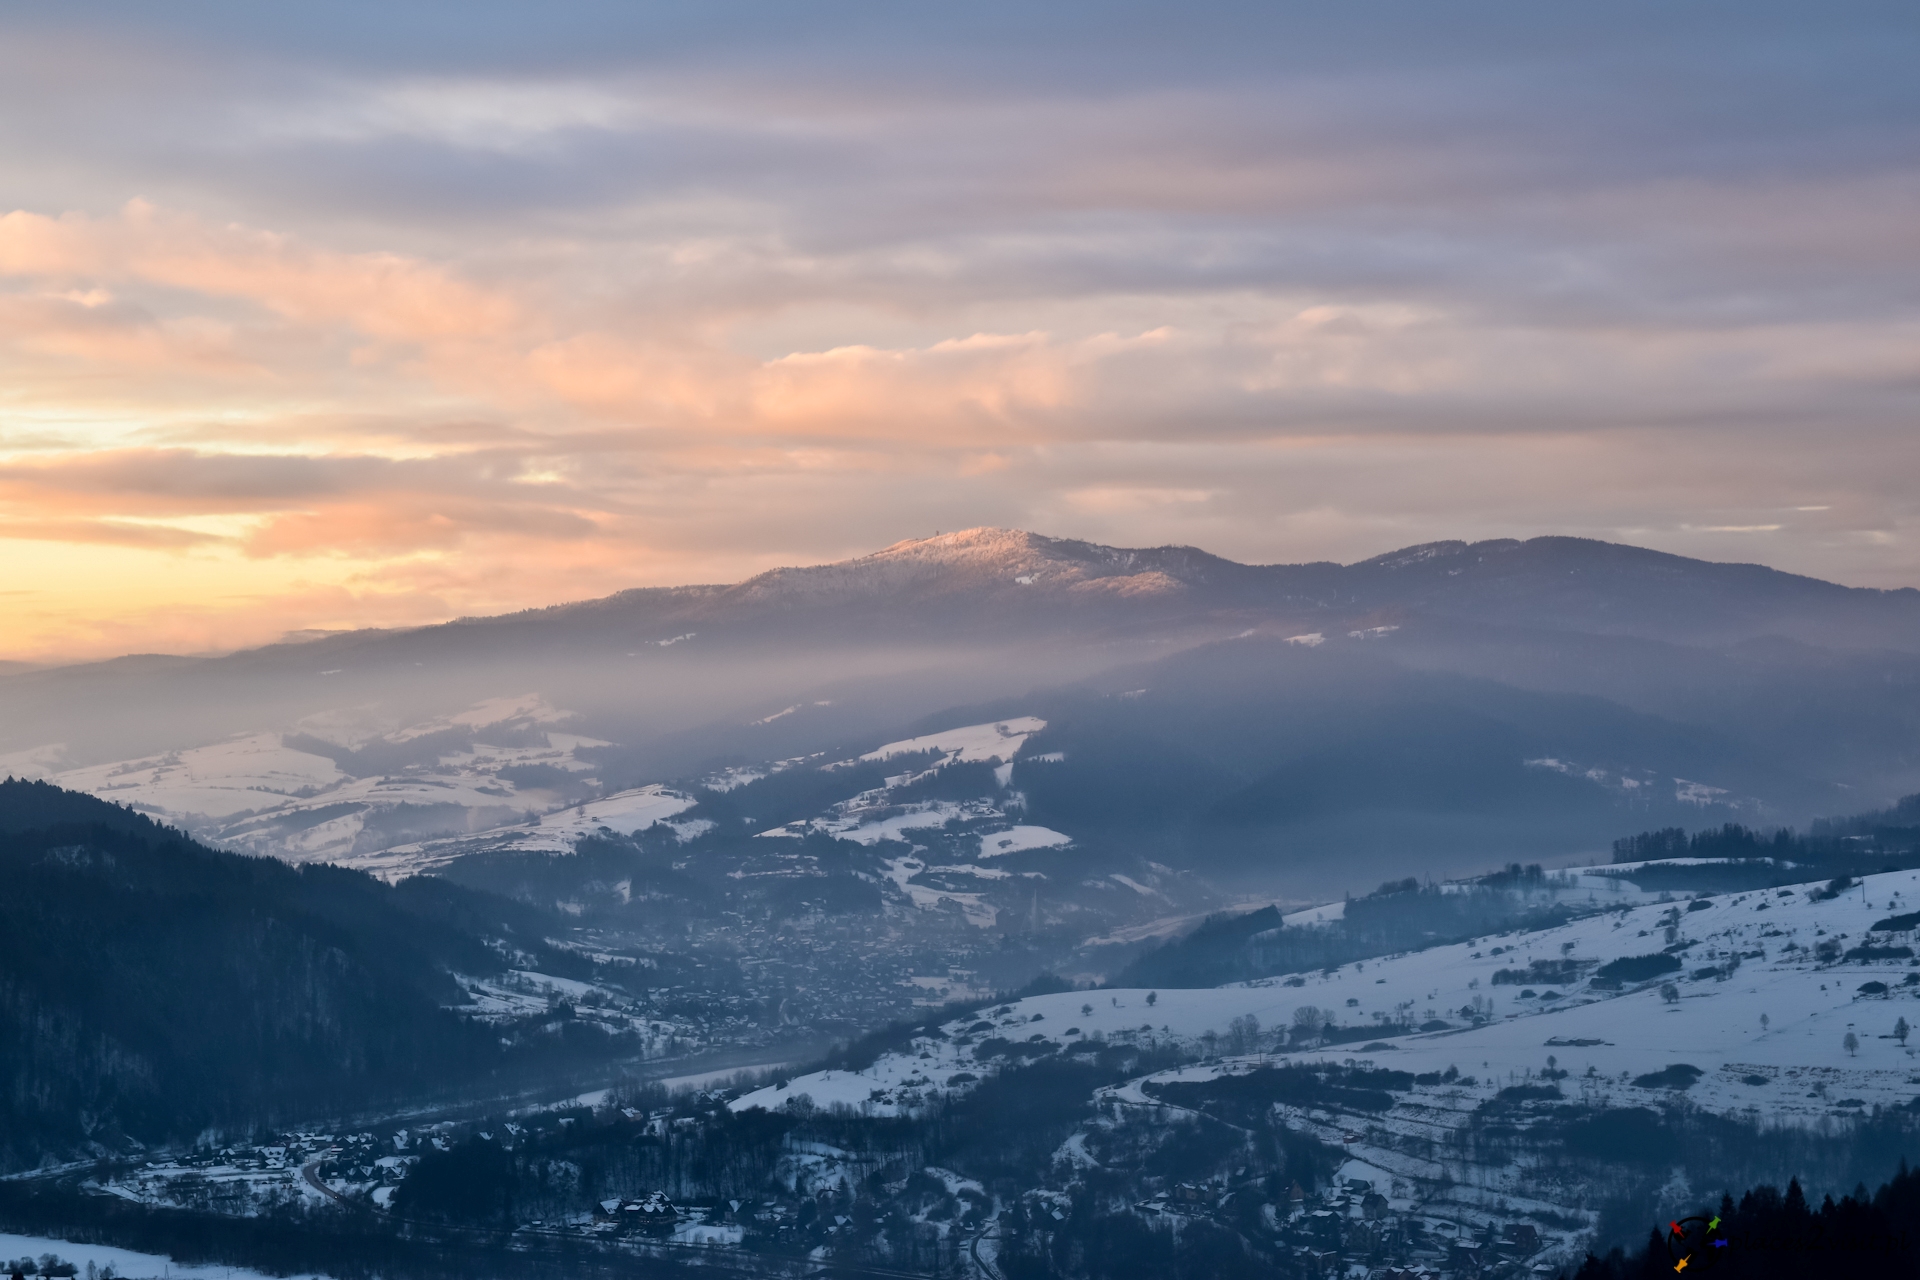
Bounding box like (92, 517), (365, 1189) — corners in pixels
(968, 1228), (1001, 1280)
(299, 1154), (352, 1209)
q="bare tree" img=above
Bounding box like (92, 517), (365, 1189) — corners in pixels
(1844, 1031), (1860, 1057)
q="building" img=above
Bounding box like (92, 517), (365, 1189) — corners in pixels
(594, 1191), (679, 1234)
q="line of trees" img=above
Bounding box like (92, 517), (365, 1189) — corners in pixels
(1565, 1161), (1920, 1278)
(1613, 793), (1920, 869)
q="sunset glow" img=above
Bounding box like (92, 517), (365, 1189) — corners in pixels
(2, 4), (1916, 660)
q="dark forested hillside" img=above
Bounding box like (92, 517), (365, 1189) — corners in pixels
(0, 779), (629, 1170)
(1564, 1163), (1920, 1278)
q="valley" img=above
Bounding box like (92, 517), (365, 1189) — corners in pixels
(7, 531), (1920, 1279)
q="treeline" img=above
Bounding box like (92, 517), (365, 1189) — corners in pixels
(1612, 823), (1800, 863)
(1565, 1162), (1920, 1278)
(1113, 875), (1575, 990)
(0, 779), (636, 1170)
(1130, 795), (1920, 992)
(1613, 793), (1920, 870)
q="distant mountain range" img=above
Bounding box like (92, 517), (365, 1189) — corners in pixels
(3, 529), (1918, 897)
(259, 528), (1920, 651)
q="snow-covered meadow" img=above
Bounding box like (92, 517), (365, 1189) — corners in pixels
(723, 865), (1920, 1257)
(0, 1233), (329, 1280)
(738, 867), (1920, 1122)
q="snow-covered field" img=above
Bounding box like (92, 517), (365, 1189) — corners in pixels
(725, 865), (1920, 1258)
(977, 825), (1072, 857)
(6, 695), (616, 864)
(737, 867), (1920, 1122)
(856, 717), (1046, 766)
(0, 1233), (329, 1280)
(342, 783), (697, 879)
(53, 733), (348, 820)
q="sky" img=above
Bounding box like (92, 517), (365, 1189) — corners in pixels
(1, 1), (1917, 662)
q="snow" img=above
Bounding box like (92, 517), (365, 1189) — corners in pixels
(1566, 857), (1784, 875)
(836, 802), (971, 845)
(1284, 900), (1347, 926)
(55, 733), (346, 819)
(700, 766), (765, 792)
(900, 973), (996, 1004)
(736, 867), (1920, 1131)
(1335, 1157), (1396, 1190)
(47, 685), (1086, 874)
(0, 1232), (330, 1280)
(1110, 874), (1169, 900)
(656, 1062), (794, 1092)
(508, 970), (603, 1000)
(539, 785), (695, 838)
(1675, 778), (1731, 805)
(42, 696), (624, 866)
(737, 1068), (913, 1115)
(337, 783), (694, 879)
(922, 1167), (985, 1199)
(1082, 902), (1295, 949)
(976, 825), (1072, 857)
(0, 742), (72, 779)
(858, 717), (1045, 765)
(429, 693), (570, 734)
(881, 856), (998, 927)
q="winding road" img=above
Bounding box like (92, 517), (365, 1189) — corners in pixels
(299, 1154), (352, 1208)
(967, 1228), (1001, 1280)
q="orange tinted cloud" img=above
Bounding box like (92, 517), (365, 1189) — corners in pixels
(1, 194), (1917, 663)
(0, 202), (518, 342)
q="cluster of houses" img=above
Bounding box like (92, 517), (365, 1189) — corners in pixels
(1138, 1174), (1560, 1279)
(591, 1191), (681, 1234)
(1280, 1180), (1555, 1280)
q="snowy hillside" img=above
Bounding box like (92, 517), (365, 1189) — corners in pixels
(735, 866), (1920, 1248)
(745, 867), (1920, 1116)
(336, 783), (700, 879)
(18, 702), (1097, 942)
(10, 694), (625, 864)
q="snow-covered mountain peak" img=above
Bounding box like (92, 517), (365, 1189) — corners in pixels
(719, 527), (1240, 609)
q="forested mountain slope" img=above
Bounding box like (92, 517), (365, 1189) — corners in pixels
(0, 780), (626, 1169)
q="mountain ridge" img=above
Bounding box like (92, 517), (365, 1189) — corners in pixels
(5, 528), (1918, 825)
(17, 528), (1916, 679)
